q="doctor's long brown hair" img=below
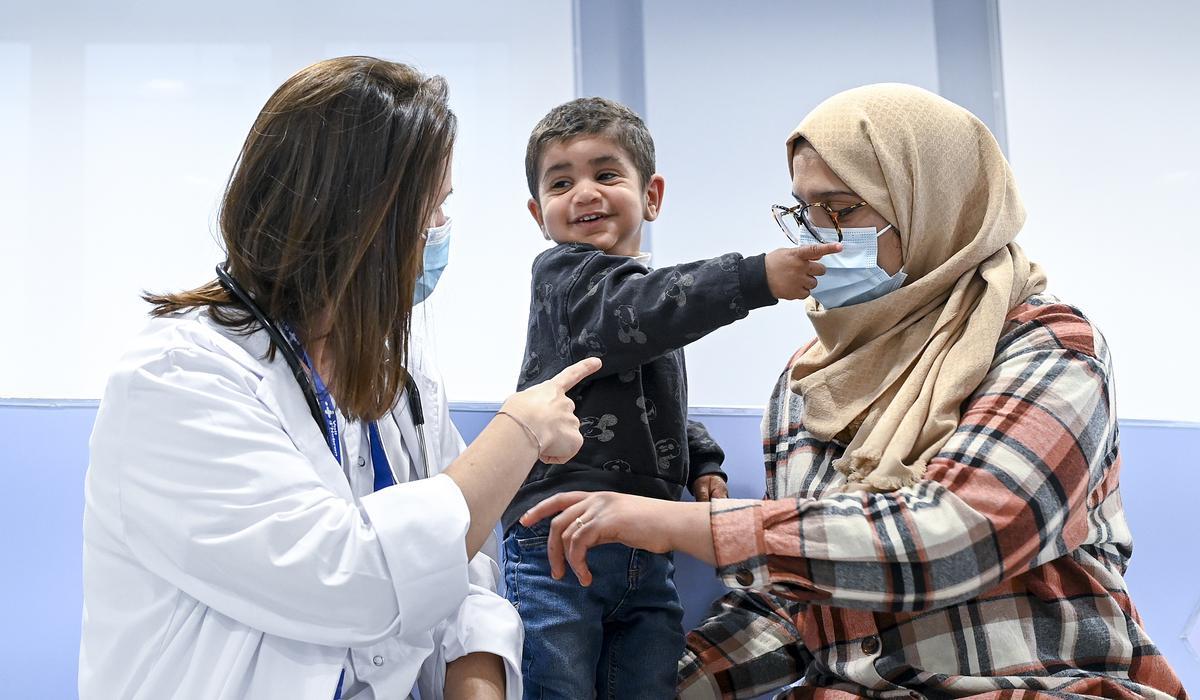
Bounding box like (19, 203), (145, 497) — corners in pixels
(145, 56), (456, 422)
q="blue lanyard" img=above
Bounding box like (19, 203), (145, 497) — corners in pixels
(281, 323), (342, 464)
(280, 324), (394, 700)
(369, 422), (396, 490)
(280, 323), (393, 485)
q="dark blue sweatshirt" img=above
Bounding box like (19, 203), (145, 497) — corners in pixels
(502, 243), (778, 532)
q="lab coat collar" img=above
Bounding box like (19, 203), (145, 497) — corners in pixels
(201, 313), (356, 499)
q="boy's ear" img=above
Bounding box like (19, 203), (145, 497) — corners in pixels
(643, 174), (666, 222)
(527, 197), (551, 240)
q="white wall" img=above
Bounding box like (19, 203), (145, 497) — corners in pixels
(999, 1), (1200, 421)
(641, 0), (941, 408)
(0, 0), (573, 400)
(6, 1), (1197, 423)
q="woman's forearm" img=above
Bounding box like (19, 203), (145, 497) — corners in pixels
(665, 501), (718, 566)
(521, 491), (719, 584)
(443, 418), (539, 559)
(445, 651), (506, 700)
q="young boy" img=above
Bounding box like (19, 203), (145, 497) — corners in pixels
(503, 97), (834, 699)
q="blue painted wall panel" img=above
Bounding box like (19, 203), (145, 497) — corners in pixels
(1, 405), (96, 698)
(1, 405), (1195, 696)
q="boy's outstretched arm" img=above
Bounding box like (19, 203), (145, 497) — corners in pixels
(528, 243), (826, 381)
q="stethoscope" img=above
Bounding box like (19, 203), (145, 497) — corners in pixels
(214, 265), (430, 483)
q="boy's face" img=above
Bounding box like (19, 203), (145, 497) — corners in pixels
(528, 135), (664, 257)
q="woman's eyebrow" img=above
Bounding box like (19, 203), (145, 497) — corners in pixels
(792, 189), (860, 203)
(814, 190), (859, 200)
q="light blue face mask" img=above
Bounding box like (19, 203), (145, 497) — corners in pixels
(809, 223), (906, 309)
(414, 217), (451, 304)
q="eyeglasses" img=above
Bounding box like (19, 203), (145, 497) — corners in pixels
(771, 199), (868, 244)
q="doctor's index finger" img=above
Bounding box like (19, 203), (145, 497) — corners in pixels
(550, 357), (602, 391)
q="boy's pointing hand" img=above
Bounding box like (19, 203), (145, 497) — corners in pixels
(765, 242), (842, 300)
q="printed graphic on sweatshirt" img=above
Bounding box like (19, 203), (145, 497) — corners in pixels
(655, 438), (681, 473)
(637, 396), (657, 424)
(584, 266), (616, 298)
(581, 414), (618, 442)
(615, 305), (647, 344)
(662, 270), (695, 308)
(578, 328), (607, 357)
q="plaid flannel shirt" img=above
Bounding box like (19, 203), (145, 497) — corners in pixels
(678, 295), (1187, 699)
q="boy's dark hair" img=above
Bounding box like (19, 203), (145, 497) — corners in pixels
(525, 97), (655, 199)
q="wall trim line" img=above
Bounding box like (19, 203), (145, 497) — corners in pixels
(4, 398), (1198, 430)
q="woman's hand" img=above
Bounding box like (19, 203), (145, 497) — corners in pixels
(500, 357), (601, 464)
(520, 491), (716, 586)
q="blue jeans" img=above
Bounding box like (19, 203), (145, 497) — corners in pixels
(503, 518), (685, 700)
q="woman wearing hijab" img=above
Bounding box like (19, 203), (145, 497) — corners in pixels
(521, 84), (1187, 698)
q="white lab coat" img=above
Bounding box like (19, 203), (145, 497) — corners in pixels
(79, 309), (522, 699)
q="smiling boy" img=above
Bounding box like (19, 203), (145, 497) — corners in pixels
(502, 97), (836, 699)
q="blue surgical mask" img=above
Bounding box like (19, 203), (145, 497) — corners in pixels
(809, 223), (906, 309)
(414, 217), (451, 304)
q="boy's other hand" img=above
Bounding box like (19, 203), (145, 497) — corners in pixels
(692, 475), (728, 501)
(765, 243), (842, 300)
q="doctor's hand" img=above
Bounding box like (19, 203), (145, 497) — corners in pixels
(448, 357), (601, 560)
(765, 242), (842, 300)
(500, 357), (601, 464)
(520, 491), (716, 586)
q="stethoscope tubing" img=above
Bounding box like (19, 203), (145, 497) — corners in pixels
(215, 264), (431, 479)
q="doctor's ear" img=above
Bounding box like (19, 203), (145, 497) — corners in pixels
(528, 198), (551, 240)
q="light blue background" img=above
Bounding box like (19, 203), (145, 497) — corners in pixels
(4, 403), (1195, 697)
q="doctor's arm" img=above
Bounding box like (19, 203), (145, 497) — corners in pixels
(445, 652), (506, 700)
(420, 376), (522, 699)
(111, 347), (594, 647)
(420, 582), (522, 700)
(443, 356), (600, 558)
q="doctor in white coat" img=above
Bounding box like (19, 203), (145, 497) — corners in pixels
(79, 56), (597, 700)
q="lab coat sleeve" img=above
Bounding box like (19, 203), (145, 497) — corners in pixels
(414, 350), (522, 698)
(112, 346), (471, 647)
(417, 583), (524, 700)
(418, 351), (506, 570)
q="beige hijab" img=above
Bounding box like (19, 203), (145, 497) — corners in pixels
(788, 83), (1046, 492)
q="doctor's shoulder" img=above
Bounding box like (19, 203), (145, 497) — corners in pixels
(88, 310), (278, 487)
(101, 309), (275, 410)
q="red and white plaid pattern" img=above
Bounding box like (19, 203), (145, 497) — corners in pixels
(678, 296), (1187, 699)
